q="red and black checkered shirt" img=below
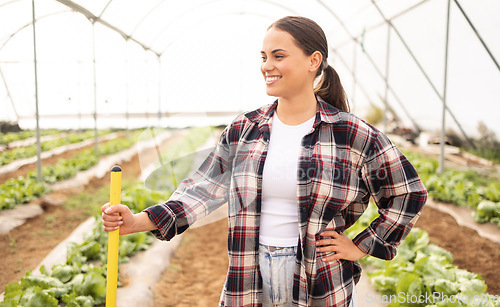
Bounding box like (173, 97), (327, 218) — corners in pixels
(144, 99), (427, 306)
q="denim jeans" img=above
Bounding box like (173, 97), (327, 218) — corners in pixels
(259, 244), (297, 306)
(259, 244), (357, 307)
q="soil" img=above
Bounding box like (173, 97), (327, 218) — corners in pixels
(153, 218), (229, 306)
(0, 132), (184, 293)
(415, 206), (500, 295)
(0, 204), (88, 292)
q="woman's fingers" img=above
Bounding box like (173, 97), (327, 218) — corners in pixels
(103, 204), (130, 216)
(316, 239), (337, 247)
(319, 229), (338, 238)
(102, 210), (122, 221)
(102, 211), (122, 224)
(102, 214), (123, 231)
(316, 229), (341, 247)
(322, 252), (343, 262)
(316, 240), (335, 247)
(102, 223), (122, 232)
(316, 230), (367, 261)
(102, 215), (123, 225)
(316, 235), (340, 253)
(101, 204), (131, 232)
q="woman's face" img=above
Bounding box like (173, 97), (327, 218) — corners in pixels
(260, 27), (315, 99)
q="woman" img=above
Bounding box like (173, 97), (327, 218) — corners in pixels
(102, 16), (427, 306)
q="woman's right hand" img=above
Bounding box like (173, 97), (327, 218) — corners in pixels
(101, 203), (158, 235)
(101, 203), (135, 235)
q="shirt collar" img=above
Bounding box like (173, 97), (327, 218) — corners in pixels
(315, 96), (344, 126)
(244, 96), (344, 128)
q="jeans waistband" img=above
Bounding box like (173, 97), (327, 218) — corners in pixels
(259, 244), (297, 255)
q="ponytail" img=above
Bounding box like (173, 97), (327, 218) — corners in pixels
(315, 65), (350, 112)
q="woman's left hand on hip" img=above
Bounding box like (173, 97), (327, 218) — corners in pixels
(316, 230), (367, 262)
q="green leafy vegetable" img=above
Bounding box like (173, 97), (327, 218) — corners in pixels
(404, 151), (500, 227)
(51, 264), (75, 283)
(476, 201), (500, 219)
(19, 287), (59, 307)
(3, 282), (23, 302)
(0, 300), (17, 307)
(20, 274), (65, 290)
(346, 202), (497, 306)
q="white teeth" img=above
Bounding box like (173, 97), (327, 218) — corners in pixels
(266, 76), (281, 82)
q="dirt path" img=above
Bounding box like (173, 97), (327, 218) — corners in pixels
(154, 218), (229, 306)
(0, 132), (183, 293)
(416, 206), (500, 295)
(0, 204), (88, 292)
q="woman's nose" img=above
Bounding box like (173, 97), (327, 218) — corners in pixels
(261, 59), (274, 72)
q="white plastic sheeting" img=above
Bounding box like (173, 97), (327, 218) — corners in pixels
(0, 0), (499, 137)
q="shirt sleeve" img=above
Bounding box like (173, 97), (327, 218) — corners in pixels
(143, 127), (232, 241)
(352, 131), (427, 260)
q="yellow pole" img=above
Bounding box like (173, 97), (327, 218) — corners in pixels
(106, 165), (122, 307)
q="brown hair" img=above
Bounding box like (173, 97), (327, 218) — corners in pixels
(269, 16), (350, 112)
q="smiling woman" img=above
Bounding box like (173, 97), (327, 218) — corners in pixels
(101, 16), (427, 307)
(262, 16), (349, 116)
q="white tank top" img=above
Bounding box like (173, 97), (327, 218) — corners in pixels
(259, 113), (315, 247)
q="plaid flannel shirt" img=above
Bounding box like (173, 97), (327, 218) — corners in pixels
(144, 99), (427, 306)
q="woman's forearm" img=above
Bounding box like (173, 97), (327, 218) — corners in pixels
(133, 212), (158, 233)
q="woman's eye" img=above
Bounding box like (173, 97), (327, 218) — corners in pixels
(275, 55), (283, 59)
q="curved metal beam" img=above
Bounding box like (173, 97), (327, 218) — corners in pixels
(55, 0), (161, 57)
(0, 65), (19, 121)
(130, 0), (169, 36)
(0, 11), (68, 51)
(99, 0), (113, 18)
(0, 0), (22, 9)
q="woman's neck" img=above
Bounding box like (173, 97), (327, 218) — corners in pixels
(276, 93), (317, 126)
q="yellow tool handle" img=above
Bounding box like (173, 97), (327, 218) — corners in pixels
(106, 165), (122, 307)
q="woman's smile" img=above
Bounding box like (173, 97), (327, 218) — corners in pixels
(265, 75), (282, 85)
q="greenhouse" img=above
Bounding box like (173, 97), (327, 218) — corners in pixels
(0, 0), (499, 306)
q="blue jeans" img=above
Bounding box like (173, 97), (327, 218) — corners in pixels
(259, 244), (297, 306)
(259, 244), (356, 307)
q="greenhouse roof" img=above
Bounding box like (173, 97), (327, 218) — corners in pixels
(0, 0), (499, 138)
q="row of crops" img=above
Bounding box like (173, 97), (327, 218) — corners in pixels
(0, 129), (61, 146)
(346, 204), (499, 306)
(405, 151), (500, 228)
(0, 127), (212, 307)
(0, 131), (140, 211)
(0, 130), (113, 166)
